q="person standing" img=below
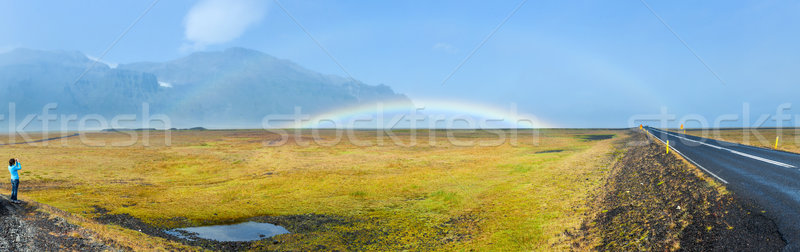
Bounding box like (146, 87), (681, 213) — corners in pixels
(8, 158), (21, 203)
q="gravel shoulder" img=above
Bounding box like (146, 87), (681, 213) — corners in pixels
(0, 195), (115, 251)
(571, 129), (786, 250)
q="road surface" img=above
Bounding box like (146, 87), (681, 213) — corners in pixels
(0, 133), (80, 146)
(646, 127), (799, 249)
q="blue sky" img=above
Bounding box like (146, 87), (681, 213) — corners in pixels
(2, 0), (800, 127)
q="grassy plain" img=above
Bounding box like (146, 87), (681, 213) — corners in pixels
(0, 129), (621, 250)
(682, 128), (800, 153)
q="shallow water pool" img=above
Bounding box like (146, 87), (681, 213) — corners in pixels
(165, 221), (290, 242)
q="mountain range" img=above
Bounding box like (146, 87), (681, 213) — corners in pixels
(0, 47), (409, 128)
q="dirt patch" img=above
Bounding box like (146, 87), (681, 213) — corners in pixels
(0, 197), (114, 251)
(576, 134), (615, 141)
(436, 214), (481, 244)
(535, 149), (564, 154)
(570, 130), (785, 250)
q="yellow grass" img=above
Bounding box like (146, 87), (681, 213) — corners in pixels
(0, 129), (622, 250)
(683, 128), (800, 153)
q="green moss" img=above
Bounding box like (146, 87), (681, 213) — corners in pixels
(7, 129), (622, 250)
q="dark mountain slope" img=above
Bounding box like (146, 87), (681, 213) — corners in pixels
(0, 48), (409, 128)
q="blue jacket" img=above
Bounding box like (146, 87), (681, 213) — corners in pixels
(8, 161), (21, 180)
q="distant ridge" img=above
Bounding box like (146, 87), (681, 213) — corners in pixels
(0, 48), (411, 129)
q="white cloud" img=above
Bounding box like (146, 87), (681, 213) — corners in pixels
(182, 0), (267, 51)
(433, 42), (458, 54)
(158, 81), (173, 88)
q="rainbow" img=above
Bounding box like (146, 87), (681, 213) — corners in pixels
(295, 99), (555, 129)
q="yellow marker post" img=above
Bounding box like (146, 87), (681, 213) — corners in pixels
(775, 136), (779, 149)
(666, 140), (669, 154)
(681, 124), (685, 134)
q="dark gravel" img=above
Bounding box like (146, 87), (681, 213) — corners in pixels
(0, 196), (114, 251)
(573, 130), (785, 250)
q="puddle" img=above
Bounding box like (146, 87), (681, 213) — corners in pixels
(535, 149), (564, 154)
(165, 221), (290, 242)
(576, 134), (615, 141)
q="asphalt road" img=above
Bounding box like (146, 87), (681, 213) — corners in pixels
(0, 133), (80, 146)
(646, 127), (799, 249)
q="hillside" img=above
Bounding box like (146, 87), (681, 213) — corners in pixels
(0, 48), (410, 129)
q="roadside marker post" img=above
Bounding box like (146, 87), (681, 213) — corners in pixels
(775, 136), (779, 149)
(666, 140), (669, 154)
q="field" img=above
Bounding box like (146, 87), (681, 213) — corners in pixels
(682, 128), (800, 153)
(0, 129), (622, 250)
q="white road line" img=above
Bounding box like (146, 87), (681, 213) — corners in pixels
(645, 129), (729, 184)
(650, 128), (795, 168)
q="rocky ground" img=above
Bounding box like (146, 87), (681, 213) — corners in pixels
(0, 195), (114, 251)
(571, 129), (785, 250)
